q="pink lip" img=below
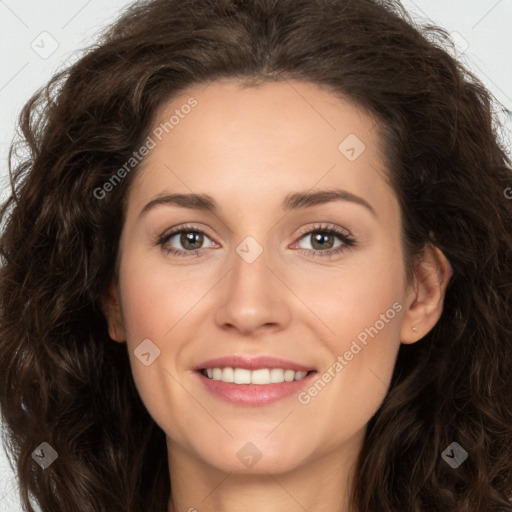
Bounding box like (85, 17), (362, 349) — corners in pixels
(194, 355), (315, 372)
(193, 355), (317, 407)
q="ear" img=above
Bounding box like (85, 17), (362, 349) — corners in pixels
(400, 244), (453, 344)
(101, 280), (126, 343)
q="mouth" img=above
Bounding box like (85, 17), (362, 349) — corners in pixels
(193, 356), (318, 406)
(199, 367), (315, 384)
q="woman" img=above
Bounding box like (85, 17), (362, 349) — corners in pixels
(1, 0), (511, 510)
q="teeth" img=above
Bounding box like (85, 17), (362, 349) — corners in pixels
(234, 368), (251, 384)
(222, 367), (234, 382)
(202, 367), (309, 384)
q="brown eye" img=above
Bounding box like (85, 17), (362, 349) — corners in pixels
(158, 226), (217, 257)
(178, 230), (204, 250)
(308, 231), (337, 250)
(294, 224), (356, 259)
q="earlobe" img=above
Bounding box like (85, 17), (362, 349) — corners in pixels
(101, 281), (127, 343)
(400, 245), (453, 344)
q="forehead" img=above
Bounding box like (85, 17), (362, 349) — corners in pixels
(126, 78), (396, 220)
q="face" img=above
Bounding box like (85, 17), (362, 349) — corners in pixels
(104, 78), (448, 476)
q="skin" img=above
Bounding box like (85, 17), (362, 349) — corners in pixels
(103, 78), (452, 512)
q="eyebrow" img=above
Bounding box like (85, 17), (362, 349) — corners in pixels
(139, 188), (377, 218)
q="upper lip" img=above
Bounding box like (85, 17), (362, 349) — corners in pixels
(194, 356), (316, 372)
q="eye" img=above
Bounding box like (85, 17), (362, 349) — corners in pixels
(157, 224), (217, 258)
(294, 224), (356, 258)
(156, 222), (356, 259)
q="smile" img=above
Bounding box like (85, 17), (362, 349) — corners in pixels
(201, 367), (311, 384)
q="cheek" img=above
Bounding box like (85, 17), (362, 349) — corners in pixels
(116, 251), (216, 436)
(295, 239), (405, 348)
(116, 288), (190, 440)
(325, 266), (404, 347)
(331, 258), (404, 374)
(118, 249), (205, 342)
(291, 246), (405, 430)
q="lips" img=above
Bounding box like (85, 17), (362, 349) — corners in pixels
(193, 355), (317, 406)
(194, 355), (315, 373)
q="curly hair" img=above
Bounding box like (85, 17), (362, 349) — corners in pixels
(1, 0), (511, 511)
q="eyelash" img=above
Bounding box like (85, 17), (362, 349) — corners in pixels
(157, 223), (356, 259)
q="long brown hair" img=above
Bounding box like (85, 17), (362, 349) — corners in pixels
(1, 0), (511, 510)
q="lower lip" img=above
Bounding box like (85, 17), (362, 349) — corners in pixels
(195, 370), (317, 406)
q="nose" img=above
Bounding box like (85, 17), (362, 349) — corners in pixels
(214, 240), (292, 336)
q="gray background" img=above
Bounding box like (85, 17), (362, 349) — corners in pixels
(1, 0), (511, 510)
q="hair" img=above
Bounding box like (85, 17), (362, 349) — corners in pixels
(1, 0), (511, 510)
